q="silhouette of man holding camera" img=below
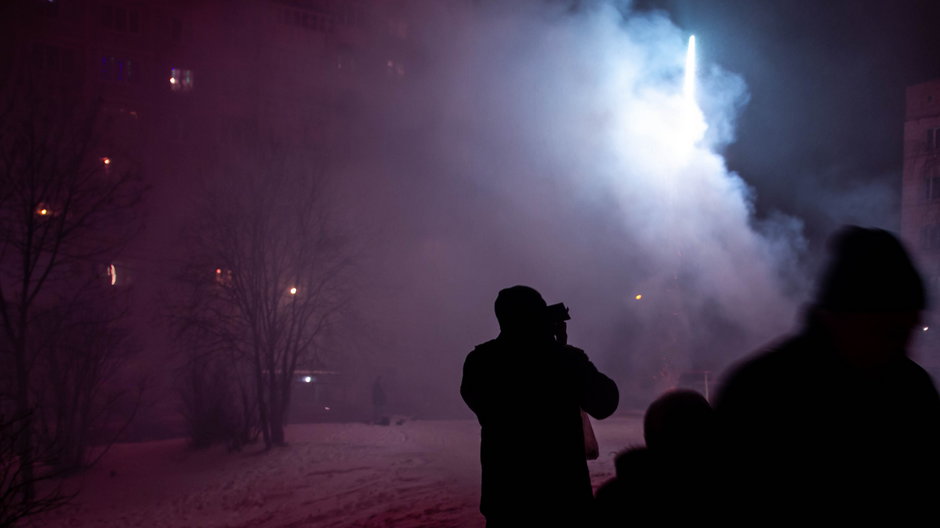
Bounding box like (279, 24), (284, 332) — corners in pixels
(461, 285), (619, 526)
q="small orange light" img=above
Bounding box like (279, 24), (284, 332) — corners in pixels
(289, 287), (298, 295)
(102, 157), (111, 166)
(38, 208), (49, 216)
(215, 268), (222, 275)
(635, 294), (643, 301)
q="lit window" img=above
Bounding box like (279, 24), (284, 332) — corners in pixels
(170, 68), (193, 91)
(100, 56), (111, 79)
(386, 59), (405, 77)
(100, 56), (137, 82)
(214, 268), (232, 285)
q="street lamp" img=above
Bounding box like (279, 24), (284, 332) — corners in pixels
(35, 202), (52, 216)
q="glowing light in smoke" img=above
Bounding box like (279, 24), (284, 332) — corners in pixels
(289, 287), (298, 295)
(683, 35), (696, 103)
(303, 376), (312, 383)
(923, 326), (929, 332)
(635, 294), (643, 301)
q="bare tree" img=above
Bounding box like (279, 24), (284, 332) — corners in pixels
(172, 316), (259, 450)
(0, 80), (145, 508)
(172, 140), (351, 449)
(0, 412), (75, 528)
(31, 282), (142, 471)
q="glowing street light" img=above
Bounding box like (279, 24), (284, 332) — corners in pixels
(289, 287), (298, 296)
(634, 294), (643, 301)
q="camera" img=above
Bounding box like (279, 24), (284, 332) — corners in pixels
(547, 302), (570, 323)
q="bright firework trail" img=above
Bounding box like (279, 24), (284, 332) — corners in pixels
(684, 35), (696, 103)
(672, 34), (705, 158)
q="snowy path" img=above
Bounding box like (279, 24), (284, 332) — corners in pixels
(31, 416), (643, 528)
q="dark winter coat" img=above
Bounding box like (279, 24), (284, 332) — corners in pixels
(714, 327), (940, 521)
(460, 334), (619, 524)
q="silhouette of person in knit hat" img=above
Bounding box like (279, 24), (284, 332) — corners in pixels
(714, 226), (940, 522)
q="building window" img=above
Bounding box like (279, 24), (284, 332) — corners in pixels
(169, 68), (193, 92)
(99, 55), (138, 83)
(385, 59), (405, 78)
(280, 8), (336, 33)
(40, 0), (59, 18)
(387, 19), (409, 39)
(336, 53), (357, 73)
(923, 224), (940, 251)
(171, 16), (182, 41)
(102, 4), (141, 34)
(927, 175), (940, 202)
(928, 127), (940, 151)
(32, 43), (76, 75)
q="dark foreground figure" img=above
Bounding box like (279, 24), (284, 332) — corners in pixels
(595, 389), (715, 526)
(715, 226), (940, 521)
(461, 286), (619, 527)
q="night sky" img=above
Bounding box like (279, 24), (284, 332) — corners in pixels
(640, 0), (940, 251)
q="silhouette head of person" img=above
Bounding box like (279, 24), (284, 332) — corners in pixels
(494, 285), (551, 340)
(810, 226), (927, 368)
(643, 389), (714, 456)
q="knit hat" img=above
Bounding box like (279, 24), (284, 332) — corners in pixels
(815, 226), (927, 312)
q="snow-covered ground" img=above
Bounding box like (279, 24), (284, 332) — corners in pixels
(29, 416), (644, 528)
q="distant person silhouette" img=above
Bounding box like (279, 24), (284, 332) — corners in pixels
(714, 226), (940, 521)
(372, 376), (387, 426)
(461, 285), (619, 527)
(595, 389), (715, 526)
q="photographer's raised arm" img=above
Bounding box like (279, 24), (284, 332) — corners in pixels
(568, 347), (619, 419)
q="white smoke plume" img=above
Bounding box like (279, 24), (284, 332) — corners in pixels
(337, 0), (806, 411)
